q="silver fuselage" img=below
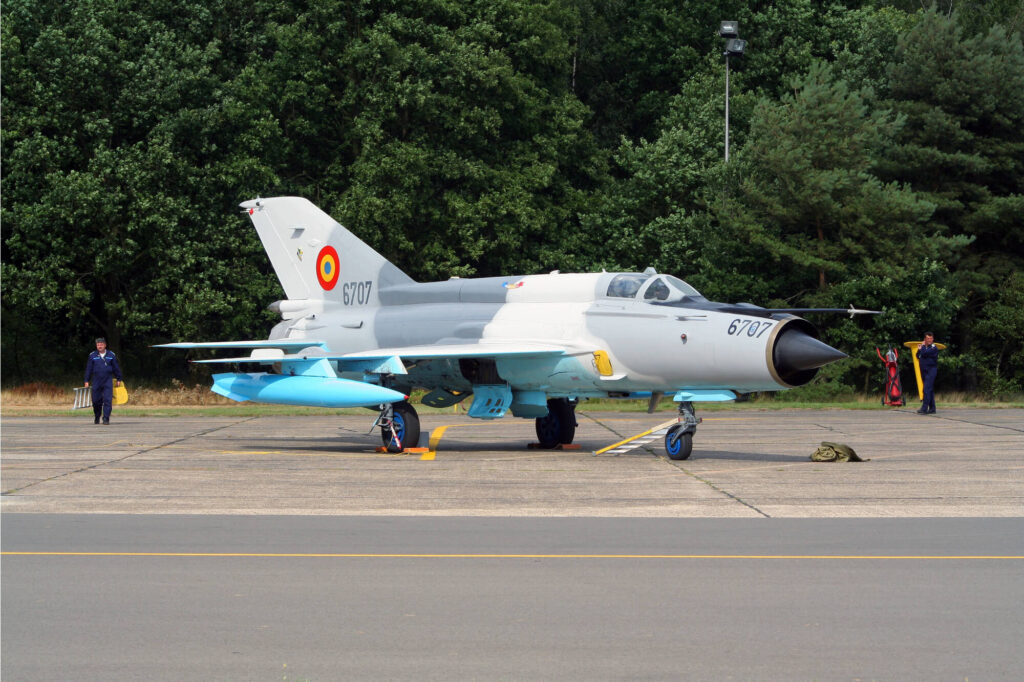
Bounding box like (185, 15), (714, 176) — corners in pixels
(270, 272), (799, 399)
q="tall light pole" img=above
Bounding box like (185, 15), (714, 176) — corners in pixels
(719, 22), (746, 163)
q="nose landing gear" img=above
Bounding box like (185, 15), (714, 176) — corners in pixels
(664, 401), (700, 460)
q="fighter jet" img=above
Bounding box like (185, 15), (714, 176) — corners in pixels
(160, 197), (869, 459)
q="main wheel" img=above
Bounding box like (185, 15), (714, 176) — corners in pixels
(382, 401), (420, 453)
(534, 398), (576, 448)
(664, 424), (693, 460)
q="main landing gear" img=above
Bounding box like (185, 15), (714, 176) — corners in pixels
(378, 401), (420, 453)
(534, 398), (577, 448)
(664, 401), (700, 461)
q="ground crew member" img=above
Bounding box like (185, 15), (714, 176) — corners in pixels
(916, 332), (939, 415)
(84, 337), (123, 424)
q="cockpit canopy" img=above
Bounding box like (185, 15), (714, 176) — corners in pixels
(605, 274), (649, 299)
(605, 274), (703, 302)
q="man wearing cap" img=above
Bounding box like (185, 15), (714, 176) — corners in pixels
(84, 337), (123, 424)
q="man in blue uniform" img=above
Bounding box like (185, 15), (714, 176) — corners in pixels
(916, 332), (939, 415)
(84, 337), (123, 424)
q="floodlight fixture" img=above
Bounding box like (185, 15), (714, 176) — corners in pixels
(719, 22), (748, 163)
(725, 38), (747, 56)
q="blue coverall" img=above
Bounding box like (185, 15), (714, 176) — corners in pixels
(85, 350), (123, 422)
(916, 343), (939, 414)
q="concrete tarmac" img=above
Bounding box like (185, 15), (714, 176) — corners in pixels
(4, 515), (1023, 681)
(2, 407), (1022, 516)
(3, 410), (1023, 680)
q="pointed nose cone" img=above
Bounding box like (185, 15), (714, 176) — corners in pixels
(774, 329), (847, 377)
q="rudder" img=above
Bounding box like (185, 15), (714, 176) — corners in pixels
(241, 197), (413, 303)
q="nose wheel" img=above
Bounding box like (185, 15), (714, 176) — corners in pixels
(664, 401), (699, 460)
(665, 425), (693, 460)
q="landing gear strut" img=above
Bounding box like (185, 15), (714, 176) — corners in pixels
(665, 401), (700, 460)
(534, 398), (576, 448)
(378, 401), (420, 453)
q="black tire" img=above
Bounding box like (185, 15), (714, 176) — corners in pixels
(382, 401), (420, 453)
(534, 398), (576, 448)
(665, 424), (693, 460)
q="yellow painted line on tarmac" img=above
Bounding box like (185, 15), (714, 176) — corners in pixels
(3, 551), (1022, 560)
(588, 415), (761, 455)
(421, 424), (463, 460)
(594, 419), (678, 455)
(428, 425), (451, 451)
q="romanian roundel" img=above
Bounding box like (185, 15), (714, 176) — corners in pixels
(316, 246), (340, 290)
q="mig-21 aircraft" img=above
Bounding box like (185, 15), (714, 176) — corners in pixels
(160, 197), (873, 459)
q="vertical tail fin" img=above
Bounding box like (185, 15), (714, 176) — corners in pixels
(241, 197), (413, 304)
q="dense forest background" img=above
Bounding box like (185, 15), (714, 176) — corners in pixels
(3, 0), (1023, 396)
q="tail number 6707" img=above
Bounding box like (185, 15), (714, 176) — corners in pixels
(727, 319), (774, 338)
(342, 281), (373, 305)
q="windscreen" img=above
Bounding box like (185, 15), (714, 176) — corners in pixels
(642, 275), (703, 301)
(606, 274), (651, 299)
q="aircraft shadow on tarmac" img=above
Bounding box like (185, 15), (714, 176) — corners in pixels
(683, 450), (808, 463)
(210, 433), (808, 462)
(222, 439), (807, 463)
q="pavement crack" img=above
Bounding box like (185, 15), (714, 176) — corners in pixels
(577, 411), (626, 439)
(1, 417), (257, 496)
(665, 462), (772, 518)
(582, 413), (768, 514)
(578, 412), (648, 457)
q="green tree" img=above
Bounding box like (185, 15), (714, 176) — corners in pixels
(2, 0), (283, 379)
(577, 61), (758, 296)
(829, 5), (916, 94)
(572, 0), (857, 148)
(880, 9), (1024, 389)
(879, 0), (1024, 37)
(968, 272), (1024, 395)
(711, 61), (966, 384)
(310, 0), (607, 279)
(2, 0), (608, 382)
(720, 62), (943, 292)
(572, 0), (743, 147)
